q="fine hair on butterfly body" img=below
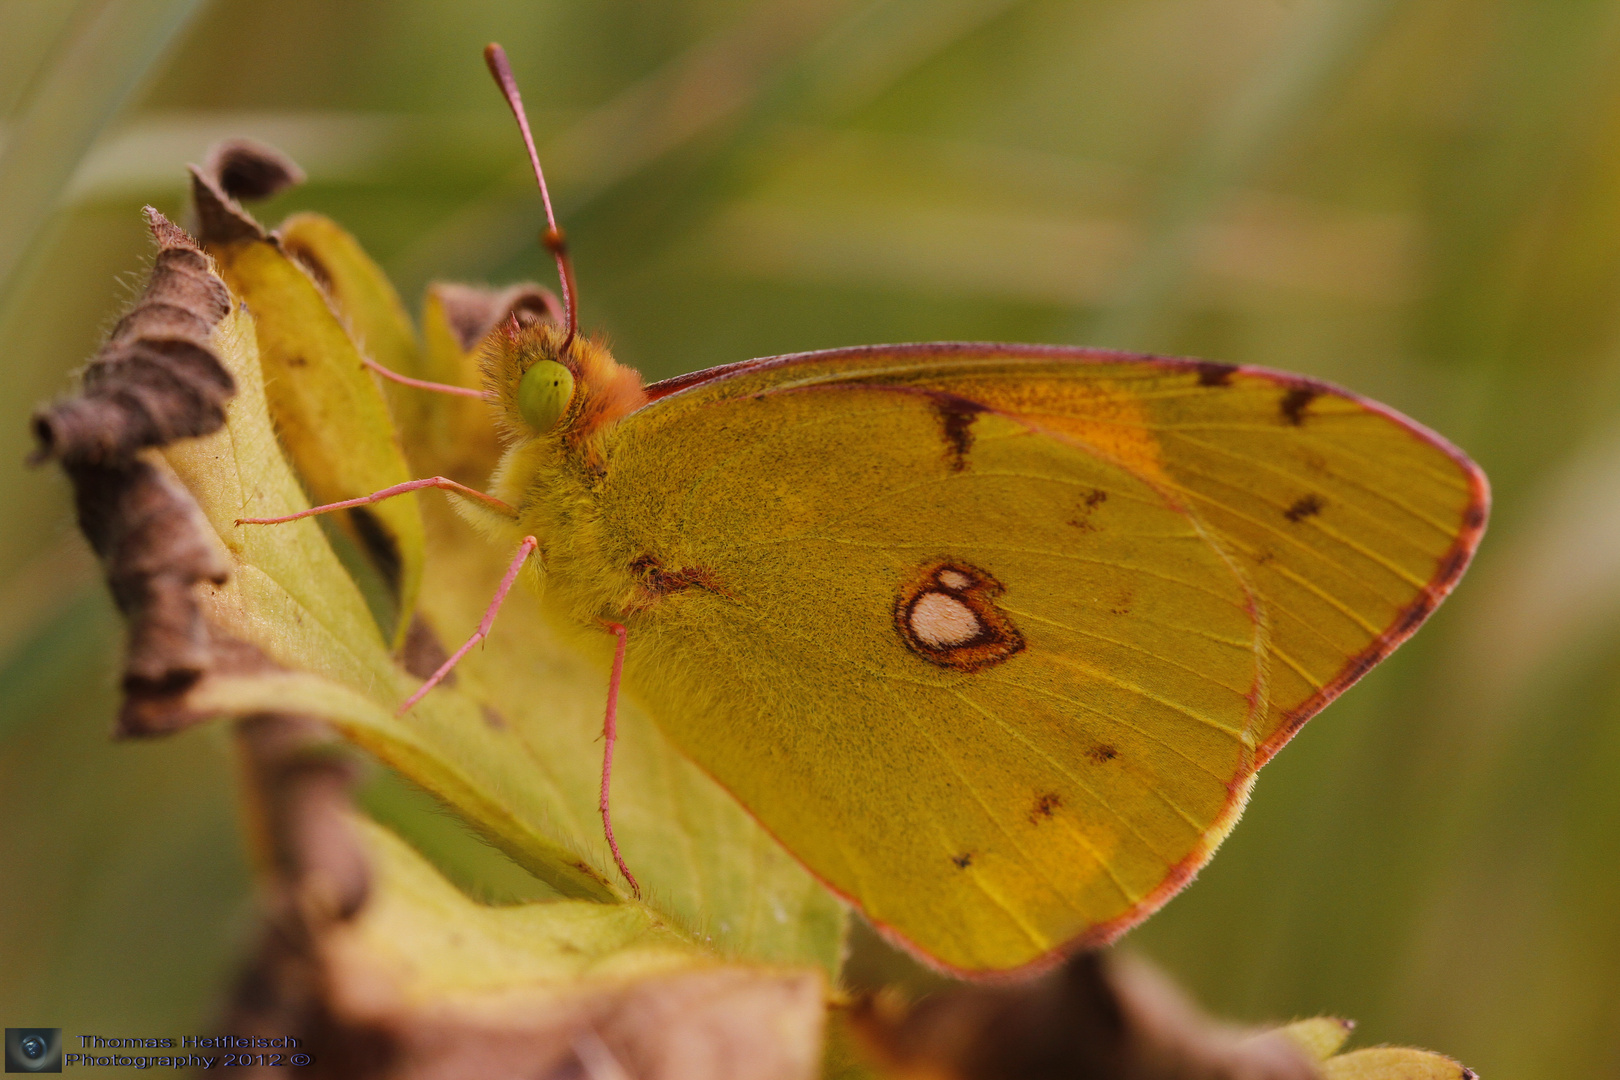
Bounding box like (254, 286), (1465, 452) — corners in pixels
(237, 43), (1489, 975)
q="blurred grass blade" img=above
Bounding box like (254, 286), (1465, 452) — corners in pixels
(387, 0), (1035, 293)
(1085, 0), (1399, 350)
(386, 0), (860, 289)
(0, 0), (210, 297)
(788, 0), (1029, 119)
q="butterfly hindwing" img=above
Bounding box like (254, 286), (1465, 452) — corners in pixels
(578, 344), (1484, 973)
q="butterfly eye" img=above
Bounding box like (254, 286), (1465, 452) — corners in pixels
(517, 359), (575, 432)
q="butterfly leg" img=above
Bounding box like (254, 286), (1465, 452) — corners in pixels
(396, 535), (538, 716)
(361, 356), (486, 398)
(599, 620), (641, 898)
(234, 476), (515, 524)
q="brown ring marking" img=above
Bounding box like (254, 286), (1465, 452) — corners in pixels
(894, 560), (1025, 672)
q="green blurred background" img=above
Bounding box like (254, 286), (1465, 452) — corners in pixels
(4, 0), (1618, 1074)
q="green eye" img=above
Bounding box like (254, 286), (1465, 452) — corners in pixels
(516, 359), (575, 432)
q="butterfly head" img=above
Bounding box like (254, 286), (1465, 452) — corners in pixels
(482, 316), (647, 451)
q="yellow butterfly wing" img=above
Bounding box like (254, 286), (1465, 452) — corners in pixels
(577, 344), (1485, 974)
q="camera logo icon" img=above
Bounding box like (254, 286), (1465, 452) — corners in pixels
(4, 1030), (61, 1073)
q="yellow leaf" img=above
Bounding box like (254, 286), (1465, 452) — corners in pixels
(303, 816), (827, 1079)
(277, 211), (422, 380)
(1320, 1047), (1477, 1080)
(198, 194), (425, 645)
(1273, 1017), (1357, 1062)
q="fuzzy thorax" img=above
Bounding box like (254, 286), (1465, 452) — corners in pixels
(479, 318), (650, 623)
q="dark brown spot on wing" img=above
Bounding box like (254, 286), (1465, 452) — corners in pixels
(1088, 745), (1118, 764)
(1284, 494), (1323, 522)
(1029, 793), (1062, 823)
(1196, 362), (1236, 387)
(631, 554), (728, 604)
(1463, 503), (1487, 530)
(952, 853), (973, 869)
(930, 393), (988, 472)
(895, 560), (1024, 673)
(1280, 387), (1318, 426)
(1067, 488), (1109, 530)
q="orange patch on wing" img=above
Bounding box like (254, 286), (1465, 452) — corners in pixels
(925, 376), (1166, 483)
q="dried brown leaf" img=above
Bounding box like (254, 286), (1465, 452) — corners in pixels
(31, 208), (233, 466)
(430, 281), (561, 352)
(189, 158), (269, 246)
(849, 953), (1318, 1080)
(67, 457), (228, 701)
(28, 209), (245, 732)
(206, 137), (307, 202)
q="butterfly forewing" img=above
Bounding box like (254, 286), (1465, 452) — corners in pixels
(876, 358), (1487, 758)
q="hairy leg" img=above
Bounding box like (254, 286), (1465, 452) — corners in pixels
(235, 475), (514, 524)
(599, 620), (640, 897)
(396, 535), (539, 715)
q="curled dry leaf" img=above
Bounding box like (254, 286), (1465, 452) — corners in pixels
(32, 207), (233, 466)
(846, 961), (1480, 1080)
(65, 458), (231, 727)
(30, 208), (238, 731)
(187, 137), (310, 247)
(205, 137), (307, 203)
(847, 952), (1319, 1080)
(430, 281), (564, 353)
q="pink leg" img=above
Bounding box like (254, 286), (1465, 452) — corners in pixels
(396, 536), (538, 716)
(600, 621), (640, 897)
(362, 357), (486, 399)
(234, 475), (515, 524)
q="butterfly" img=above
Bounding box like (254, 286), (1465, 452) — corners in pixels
(240, 44), (1488, 975)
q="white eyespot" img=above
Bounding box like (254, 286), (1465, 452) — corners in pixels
(936, 569), (973, 591)
(910, 591), (982, 647)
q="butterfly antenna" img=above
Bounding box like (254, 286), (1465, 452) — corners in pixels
(485, 42), (578, 353)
